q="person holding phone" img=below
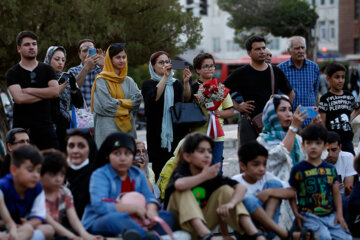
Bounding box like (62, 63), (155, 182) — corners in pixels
(142, 51), (192, 179)
(44, 46), (83, 151)
(90, 43), (142, 147)
(68, 39), (105, 107)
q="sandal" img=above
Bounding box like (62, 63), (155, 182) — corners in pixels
(246, 231), (264, 240)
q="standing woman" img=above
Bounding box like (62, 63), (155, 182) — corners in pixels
(91, 43), (142, 147)
(142, 51), (191, 179)
(44, 46), (83, 151)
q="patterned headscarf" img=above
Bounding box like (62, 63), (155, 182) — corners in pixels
(259, 95), (301, 164)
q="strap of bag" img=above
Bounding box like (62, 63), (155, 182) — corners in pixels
(70, 104), (77, 128)
(268, 63), (275, 94)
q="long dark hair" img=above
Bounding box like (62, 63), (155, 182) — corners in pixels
(65, 128), (98, 164)
(178, 133), (214, 166)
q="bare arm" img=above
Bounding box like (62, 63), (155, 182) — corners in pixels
(183, 68), (192, 102)
(23, 80), (59, 99)
(344, 175), (355, 195)
(320, 112), (326, 127)
(257, 188), (296, 204)
(174, 163), (220, 191)
(45, 214), (77, 239)
(25, 218), (42, 228)
(282, 106), (306, 153)
(216, 183), (247, 218)
(75, 55), (98, 87)
(8, 84), (42, 104)
(332, 182), (349, 230)
(218, 108), (235, 119)
(0, 194), (17, 239)
(155, 65), (171, 101)
(351, 109), (360, 121)
(67, 208), (100, 239)
(287, 90), (295, 104)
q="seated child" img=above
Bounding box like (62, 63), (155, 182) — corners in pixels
(0, 145), (54, 240)
(289, 124), (352, 239)
(0, 188), (31, 240)
(82, 132), (174, 239)
(134, 140), (160, 199)
(40, 149), (102, 240)
(348, 154), (360, 237)
(165, 133), (265, 240)
(233, 141), (306, 240)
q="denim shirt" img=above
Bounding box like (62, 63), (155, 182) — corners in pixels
(82, 163), (158, 229)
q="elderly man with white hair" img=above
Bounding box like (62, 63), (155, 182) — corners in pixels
(278, 36), (320, 126)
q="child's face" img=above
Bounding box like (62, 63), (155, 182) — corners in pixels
(196, 58), (215, 81)
(327, 70), (345, 92)
(109, 147), (133, 177)
(66, 135), (90, 166)
(12, 160), (41, 189)
(240, 156), (267, 183)
(184, 140), (212, 171)
(302, 139), (326, 161)
(41, 169), (66, 192)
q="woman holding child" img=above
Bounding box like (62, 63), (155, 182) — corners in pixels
(91, 43), (142, 147)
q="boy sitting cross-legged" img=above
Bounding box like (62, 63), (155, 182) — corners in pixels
(40, 149), (102, 240)
(0, 145), (54, 240)
(232, 141), (308, 240)
(289, 124), (352, 239)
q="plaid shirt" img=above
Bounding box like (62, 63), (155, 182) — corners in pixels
(68, 63), (102, 107)
(278, 59), (320, 126)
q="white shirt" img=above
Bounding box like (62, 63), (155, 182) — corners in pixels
(232, 172), (290, 198)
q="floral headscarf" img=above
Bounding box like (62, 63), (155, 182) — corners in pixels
(259, 95), (301, 164)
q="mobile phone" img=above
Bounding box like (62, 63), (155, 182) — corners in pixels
(88, 48), (96, 57)
(300, 106), (318, 119)
(58, 73), (69, 85)
(171, 60), (188, 70)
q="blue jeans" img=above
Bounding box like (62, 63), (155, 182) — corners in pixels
(302, 211), (352, 240)
(212, 141), (224, 175)
(89, 210), (174, 237)
(242, 179), (282, 239)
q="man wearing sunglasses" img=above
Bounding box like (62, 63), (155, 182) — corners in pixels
(68, 39), (105, 107)
(6, 31), (60, 150)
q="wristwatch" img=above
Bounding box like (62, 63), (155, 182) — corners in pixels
(289, 126), (298, 133)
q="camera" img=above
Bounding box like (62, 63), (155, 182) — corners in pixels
(353, 102), (360, 110)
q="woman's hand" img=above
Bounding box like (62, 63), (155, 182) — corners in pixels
(161, 65), (171, 79)
(59, 81), (68, 94)
(291, 105), (307, 129)
(183, 68), (192, 84)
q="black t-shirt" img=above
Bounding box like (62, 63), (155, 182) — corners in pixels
(164, 164), (238, 208)
(6, 63), (56, 128)
(318, 91), (355, 142)
(224, 64), (293, 118)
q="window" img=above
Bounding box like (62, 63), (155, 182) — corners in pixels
(186, 0), (194, 4)
(356, 0), (360, 20)
(321, 0), (325, 5)
(319, 21), (327, 40)
(330, 0), (334, 4)
(213, 38), (221, 52)
(329, 21), (335, 40)
(312, 0), (316, 6)
(355, 38), (360, 54)
(267, 39), (280, 50)
(226, 40), (240, 52)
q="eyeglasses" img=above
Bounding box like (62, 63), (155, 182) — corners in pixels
(30, 72), (36, 84)
(201, 64), (215, 71)
(12, 139), (30, 145)
(111, 43), (126, 48)
(136, 149), (147, 154)
(157, 60), (171, 65)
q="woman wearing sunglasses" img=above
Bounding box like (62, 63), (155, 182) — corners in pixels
(91, 43), (142, 147)
(142, 51), (192, 179)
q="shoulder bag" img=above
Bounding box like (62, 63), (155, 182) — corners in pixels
(170, 102), (207, 128)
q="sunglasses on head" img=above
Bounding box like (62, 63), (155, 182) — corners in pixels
(66, 128), (93, 136)
(110, 43), (126, 48)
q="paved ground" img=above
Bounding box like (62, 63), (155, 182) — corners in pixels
(137, 124), (240, 178)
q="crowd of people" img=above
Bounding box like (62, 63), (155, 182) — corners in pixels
(0, 29), (360, 240)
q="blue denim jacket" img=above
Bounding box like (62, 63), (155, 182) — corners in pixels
(82, 163), (158, 229)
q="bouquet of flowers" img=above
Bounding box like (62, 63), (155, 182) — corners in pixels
(195, 79), (230, 139)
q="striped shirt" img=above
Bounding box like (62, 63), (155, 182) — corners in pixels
(278, 59), (320, 126)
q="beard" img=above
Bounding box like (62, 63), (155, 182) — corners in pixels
(23, 55), (37, 60)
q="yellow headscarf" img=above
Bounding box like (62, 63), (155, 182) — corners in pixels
(90, 47), (132, 132)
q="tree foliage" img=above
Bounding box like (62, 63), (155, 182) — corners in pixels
(217, 0), (318, 55)
(0, 0), (202, 81)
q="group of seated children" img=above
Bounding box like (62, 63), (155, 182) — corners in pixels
(0, 123), (357, 240)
